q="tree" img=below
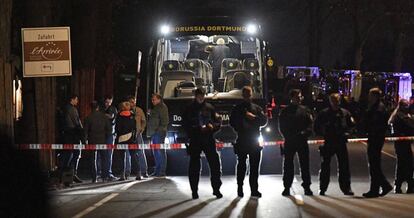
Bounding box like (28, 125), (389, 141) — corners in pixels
(341, 0), (386, 70)
(0, 0), (14, 144)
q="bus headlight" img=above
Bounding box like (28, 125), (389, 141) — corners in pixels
(247, 24), (258, 35)
(160, 25), (171, 35)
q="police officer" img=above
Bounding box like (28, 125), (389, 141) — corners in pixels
(314, 93), (354, 195)
(388, 99), (414, 194)
(183, 88), (223, 199)
(362, 88), (393, 198)
(279, 89), (313, 196)
(230, 86), (267, 198)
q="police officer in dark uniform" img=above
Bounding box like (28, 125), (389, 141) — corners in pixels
(388, 99), (414, 194)
(230, 86), (267, 198)
(362, 88), (393, 198)
(279, 89), (313, 196)
(183, 88), (223, 199)
(314, 93), (355, 196)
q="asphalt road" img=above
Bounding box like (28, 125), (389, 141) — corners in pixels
(50, 142), (414, 218)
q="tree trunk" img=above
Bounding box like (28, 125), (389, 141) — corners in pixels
(70, 0), (99, 120)
(19, 0), (58, 171)
(0, 0), (14, 144)
(354, 46), (363, 70)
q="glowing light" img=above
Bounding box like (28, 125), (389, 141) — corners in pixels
(160, 25), (170, 35)
(258, 134), (264, 145)
(247, 24), (258, 35)
(266, 127), (271, 132)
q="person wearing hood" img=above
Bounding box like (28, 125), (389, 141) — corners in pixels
(183, 88), (223, 199)
(230, 86), (267, 198)
(388, 99), (414, 194)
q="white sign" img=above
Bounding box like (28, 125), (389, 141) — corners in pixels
(21, 27), (72, 77)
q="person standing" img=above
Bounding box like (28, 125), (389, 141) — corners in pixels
(116, 101), (142, 180)
(314, 93), (355, 196)
(128, 95), (149, 178)
(279, 89), (313, 196)
(362, 88), (393, 198)
(102, 95), (118, 181)
(208, 37), (230, 89)
(147, 93), (169, 177)
(183, 88), (223, 199)
(388, 99), (414, 194)
(84, 101), (111, 183)
(230, 86), (267, 198)
(59, 94), (83, 184)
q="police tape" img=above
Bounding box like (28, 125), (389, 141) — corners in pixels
(18, 136), (414, 150)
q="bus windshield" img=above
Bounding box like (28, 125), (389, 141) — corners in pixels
(154, 35), (263, 99)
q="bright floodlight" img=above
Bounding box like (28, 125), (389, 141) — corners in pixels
(258, 134), (264, 144)
(160, 25), (170, 35)
(247, 24), (258, 34)
(266, 127), (271, 132)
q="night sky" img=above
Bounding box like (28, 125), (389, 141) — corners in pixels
(112, 0), (414, 73)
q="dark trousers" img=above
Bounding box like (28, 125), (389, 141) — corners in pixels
(188, 143), (222, 193)
(120, 149), (141, 178)
(59, 149), (81, 174)
(59, 130), (81, 175)
(236, 149), (262, 192)
(283, 142), (311, 189)
(319, 143), (351, 192)
(96, 134), (115, 177)
(394, 141), (414, 186)
(367, 137), (391, 191)
(92, 150), (109, 180)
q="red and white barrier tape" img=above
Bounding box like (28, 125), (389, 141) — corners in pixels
(18, 136), (414, 150)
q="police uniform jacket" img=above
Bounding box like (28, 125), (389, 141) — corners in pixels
(183, 100), (220, 147)
(390, 111), (414, 136)
(230, 101), (267, 153)
(279, 104), (313, 145)
(314, 107), (354, 145)
(364, 101), (388, 138)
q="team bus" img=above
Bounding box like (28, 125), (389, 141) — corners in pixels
(144, 17), (276, 144)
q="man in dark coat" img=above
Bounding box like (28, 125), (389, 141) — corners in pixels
(230, 86), (267, 198)
(102, 95), (118, 181)
(183, 88), (223, 199)
(59, 94), (84, 185)
(362, 88), (393, 198)
(314, 93), (355, 195)
(279, 89), (313, 196)
(84, 101), (112, 182)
